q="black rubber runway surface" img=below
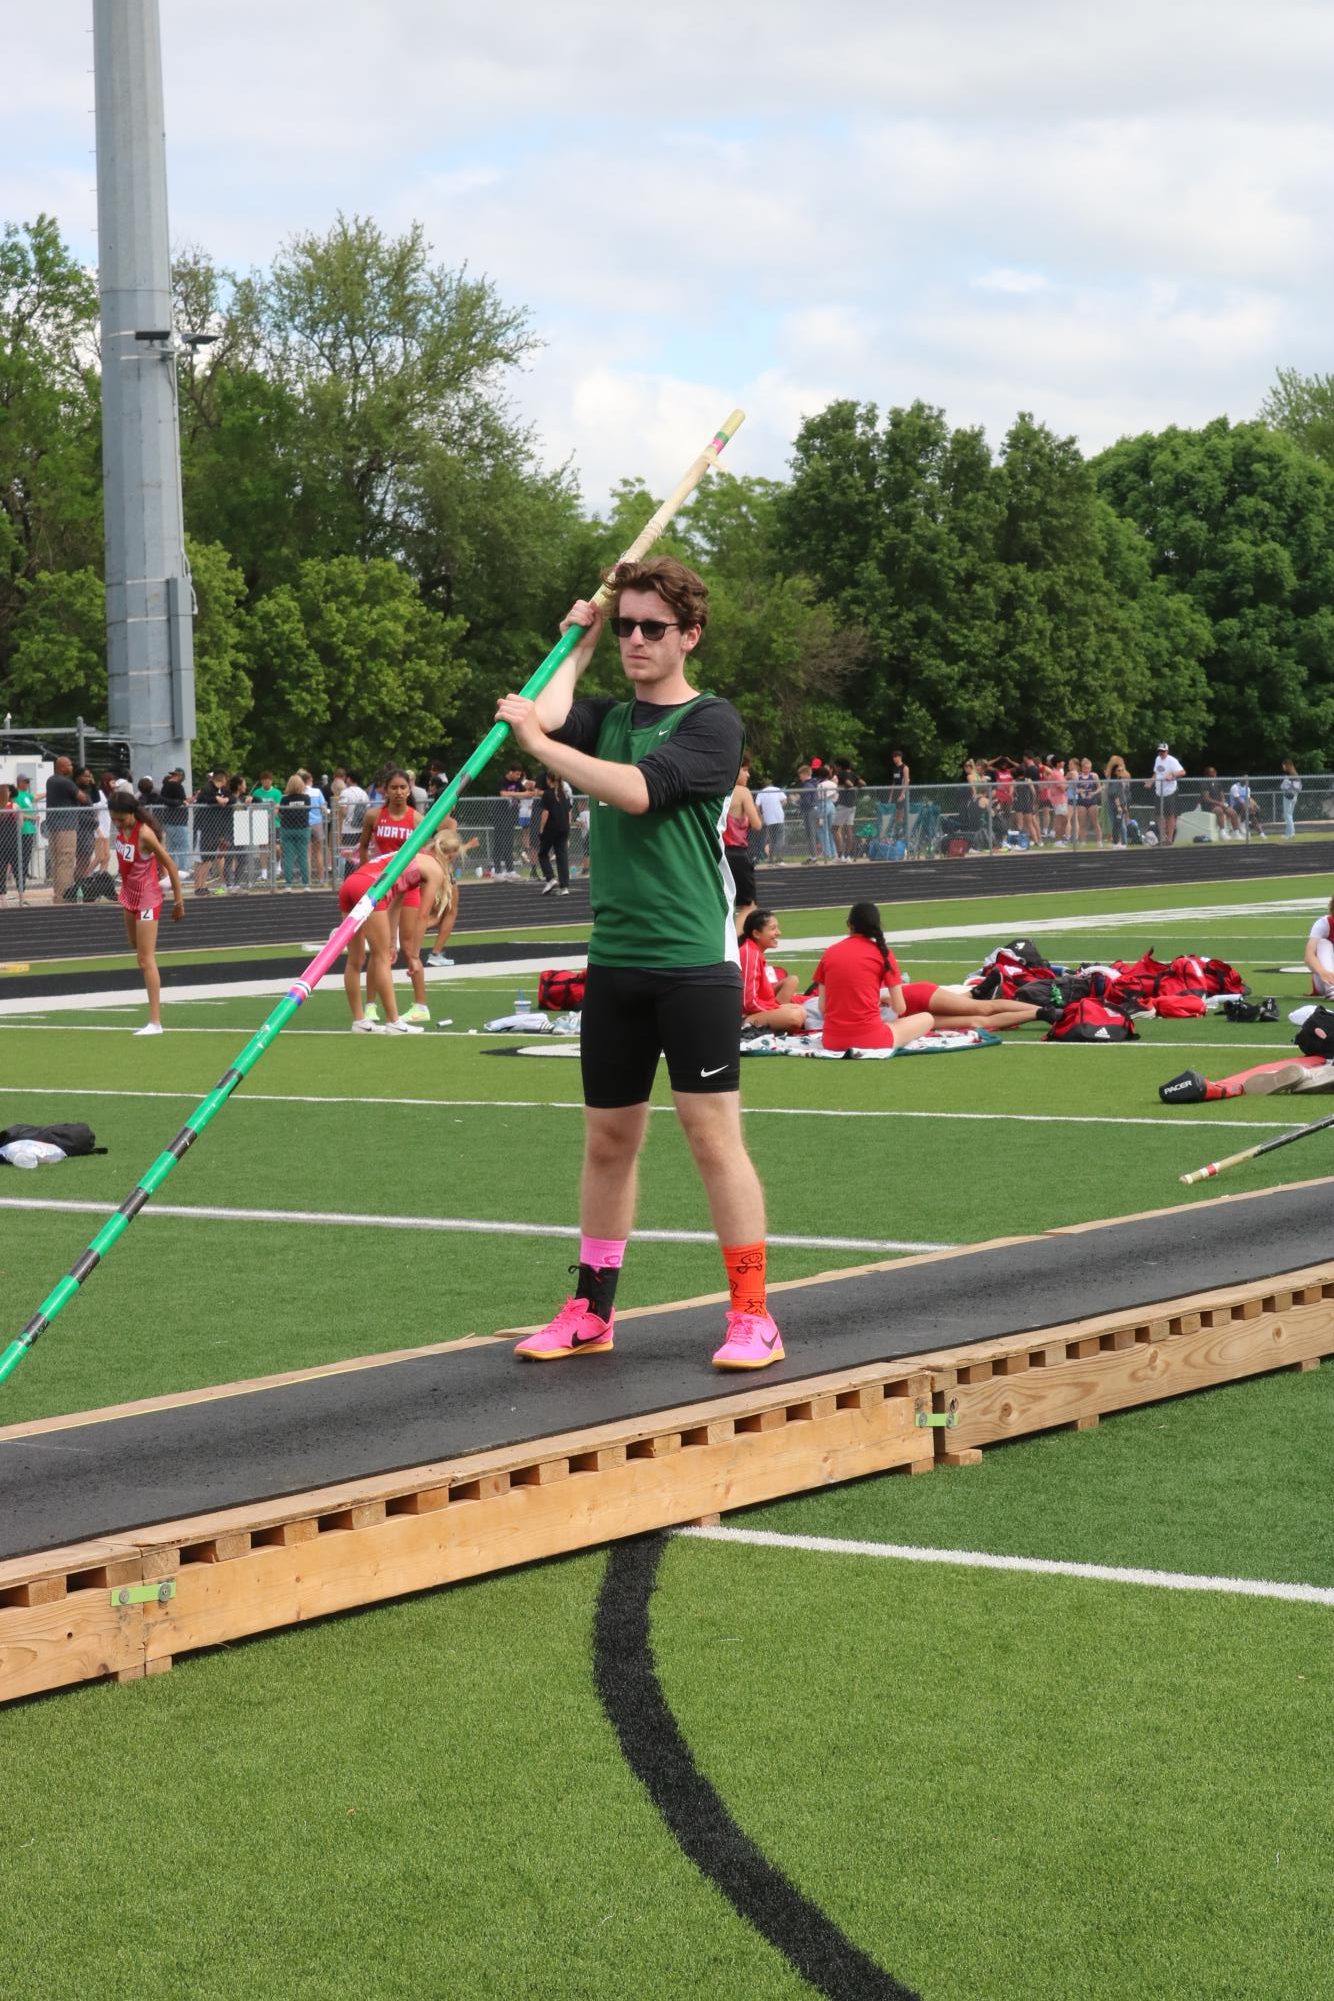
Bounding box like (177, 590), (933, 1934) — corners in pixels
(2, 1182), (1328, 1563)
(5, 836), (1330, 962)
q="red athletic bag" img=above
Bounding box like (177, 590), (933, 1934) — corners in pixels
(538, 967), (587, 1012)
(1045, 997), (1139, 1042)
(1152, 993), (1207, 1018)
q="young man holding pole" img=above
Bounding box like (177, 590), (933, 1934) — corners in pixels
(494, 556), (783, 1370)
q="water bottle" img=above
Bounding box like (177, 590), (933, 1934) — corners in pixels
(515, 993), (530, 1015)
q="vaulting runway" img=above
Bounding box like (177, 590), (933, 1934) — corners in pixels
(3, 1179), (1329, 1563)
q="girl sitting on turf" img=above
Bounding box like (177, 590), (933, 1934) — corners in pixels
(339, 837), (454, 1034)
(810, 902), (935, 1052)
(739, 909), (807, 1032)
(108, 790), (185, 1037)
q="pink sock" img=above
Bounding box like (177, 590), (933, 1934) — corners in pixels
(580, 1235), (626, 1271)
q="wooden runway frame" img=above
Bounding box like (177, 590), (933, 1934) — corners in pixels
(3, 1225), (1332, 1705)
(0, 1360), (932, 1704)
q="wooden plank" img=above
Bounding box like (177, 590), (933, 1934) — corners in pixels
(942, 1296), (1334, 1451)
(0, 1588), (143, 1703)
(138, 1387), (928, 1663)
(903, 1258), (1334, 1379)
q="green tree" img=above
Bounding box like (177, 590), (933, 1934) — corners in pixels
(4, 567), (105, 723)
(0, 216), (101, 675)
(187, 537), (253, 773)
(1258, 367), (1334, 472)
(1093, 419), (1334, 767)
(777, 399), (1006, 775)
(243, 555), (466, 775)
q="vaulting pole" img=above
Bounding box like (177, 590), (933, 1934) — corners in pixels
(0, 412), (744, 1391)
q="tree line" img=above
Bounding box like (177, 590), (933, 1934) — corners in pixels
(3, 211), (1334, 784)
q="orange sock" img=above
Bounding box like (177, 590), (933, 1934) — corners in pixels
(722, 1241), (767, 1317)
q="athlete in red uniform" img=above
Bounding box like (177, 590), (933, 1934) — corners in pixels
(340, 839), (455, 1034)
(899, 977), (1045, 1032)
(109, 791), (184, 1037)
(358, 771), (430, 1023)
(739, 909), (807, 1031)
(811, 903), (934, 1051)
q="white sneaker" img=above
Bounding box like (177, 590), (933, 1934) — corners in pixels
(555, 887), (571, 895)
(540, 880), (558, 895)
(133, 1022), (164, 1037)
(427, 952), (454, 967)
(351, 1018), (388, 1034)
(385, 1019), (424, 1034)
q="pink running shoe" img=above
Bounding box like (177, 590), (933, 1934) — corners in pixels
(712, 1309), (784, 1370)
(514, 1297), (615, 1361)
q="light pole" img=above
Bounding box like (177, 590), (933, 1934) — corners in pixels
(93, 0), (197, 787)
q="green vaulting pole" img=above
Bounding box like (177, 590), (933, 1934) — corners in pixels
(0, 411), (745, 1391)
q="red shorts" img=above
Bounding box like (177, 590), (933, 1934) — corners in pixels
(120, 897), (162, 924)
(901, 980), (938, 1013)
(339, 859), (422, 915)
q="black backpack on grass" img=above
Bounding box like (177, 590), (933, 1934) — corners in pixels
(1295, 1007), (1334, 1057)
(0, 1122), (106, 1158)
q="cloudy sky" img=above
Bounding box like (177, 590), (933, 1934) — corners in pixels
(7, 1), (1334, 503)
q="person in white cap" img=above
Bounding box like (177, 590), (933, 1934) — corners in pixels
(1146, 742), (1185, 845)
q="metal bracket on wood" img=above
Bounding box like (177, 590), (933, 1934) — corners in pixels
(110, 1581), (176, 1608)
(915, 1399), (958, 1430)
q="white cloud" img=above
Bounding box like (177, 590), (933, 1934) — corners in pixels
(973, 270), (1052, 296)
(5, 0), (1334, 499)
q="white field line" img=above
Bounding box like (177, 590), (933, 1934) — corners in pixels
(0, 1085), (1309, 1134)
(0, 1023), (1305, 1057)
(678, 1524), (1334, 1609)
(0, 1198), (950, 1255)
(1, 893), (1323, 1021)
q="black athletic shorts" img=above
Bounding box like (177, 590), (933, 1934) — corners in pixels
(581, 963), (742, 1107)
(726, 848), (755, 907)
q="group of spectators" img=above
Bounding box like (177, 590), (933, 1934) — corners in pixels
(1, 738), (1311, 907)
(725, 744), (1309, 867)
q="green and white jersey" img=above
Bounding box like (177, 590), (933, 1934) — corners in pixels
(551, 693), (745, 969)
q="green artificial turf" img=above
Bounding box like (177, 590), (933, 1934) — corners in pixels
(656, 1536), (1334, 2001)
(0, 1555), (807, 2001)
(2, 871), (1332, 2001)
(741, 1362), (1334, 1587)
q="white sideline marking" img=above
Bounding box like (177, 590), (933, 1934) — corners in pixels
(678, 1525), (1334, 1608)
(0, 892), (1323, 1021)
(0, 1085), (1310, 1134)
(0, 1198), (950, 1255)
(0, 1022), (1308, 1057)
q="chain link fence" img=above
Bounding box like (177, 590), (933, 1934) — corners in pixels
(3, 775), (1331, 909)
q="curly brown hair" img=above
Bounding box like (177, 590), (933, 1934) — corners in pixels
(605, 555), (709, 635)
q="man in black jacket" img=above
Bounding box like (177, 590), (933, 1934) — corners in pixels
(537, 770), (571, 894)
(44, 757), (87, 901)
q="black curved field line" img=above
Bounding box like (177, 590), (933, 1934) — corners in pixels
(594, 1534), (920, 2001)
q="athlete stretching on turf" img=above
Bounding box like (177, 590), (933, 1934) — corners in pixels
(494, 555), (782, 1370)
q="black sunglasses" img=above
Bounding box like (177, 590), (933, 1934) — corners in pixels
(609, 616), (681, 641)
